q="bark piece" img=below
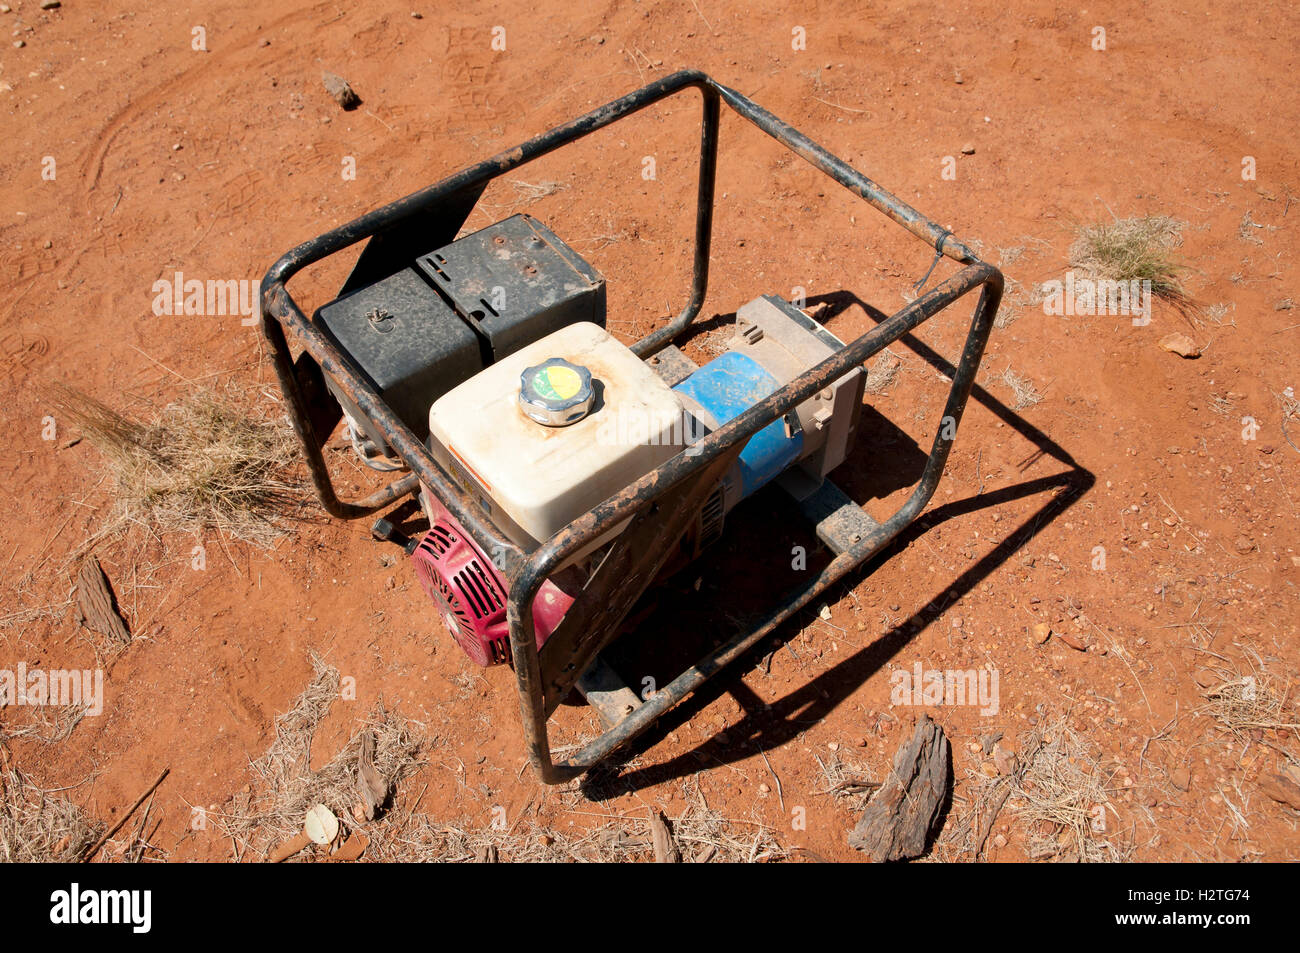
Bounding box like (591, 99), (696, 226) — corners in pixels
(848, 715), (951, 861)
(356, 729), (387, 820)
(648, 809), (680, 863)
(74, 557), (131, 646)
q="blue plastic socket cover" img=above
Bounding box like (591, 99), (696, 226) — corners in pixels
(673, 350), (803, 497)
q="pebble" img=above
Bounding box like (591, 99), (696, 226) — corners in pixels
(960, 143), (975, 155)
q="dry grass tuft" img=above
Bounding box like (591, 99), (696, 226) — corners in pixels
(217, 653), (426, 860)
(217, 658), (789, 862)
(1275, 388), (1300, 455)
(864, 348), (902, 394)
(0, 766), (104, 862)
(812, 751), (881, 812)
(1196, 652), (1298, 738)
(997, 365), (1044, 410)
(371, 801), (786, 863)
(1069, 216), (1188, 305)
(0, 705), (88, 746)
(1012, 715), (1118, 862)
(48, 381), (306, 547)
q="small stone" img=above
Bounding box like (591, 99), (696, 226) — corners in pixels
(1056, 632), (1087, 652)
(1274, 298), (1294, 311)
(41, 0), (61, 8)
(818, 604), (832, 621)
(993, 742), (1017, 776)
(953, 69), (964, 84)
(1233, 536), (1253, 554)
(991, 833), (1007, 849)
(758, 782), (770, 795)
(322, 70), (361, 110)
(1193, 668), (1219, 688)
(1158, 333), (1201, 358)
(258, 37), (270, 47)
(827, 741), (839, 752)
(1030, 622), (1051, 645)
(979, 761), (999, 778)
(960, 143), (975, 155)
(13, 38), (23, 47)
(590, 34), (605, 44)
(1170, 766), (1191, 791)
(950, 616), (963, 629)
(411, 10), (423, 18)
(1258, 773), (1300, 810)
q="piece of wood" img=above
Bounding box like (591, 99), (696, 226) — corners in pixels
(356, 730), (386, 820)
(75, 556), (131, 646)
(848, 716), (951, 861)
(330, 831), (368, 862)
(269, 831), (312, 863)
(83, 767), (170, 861)
(647, 809), (680, 863)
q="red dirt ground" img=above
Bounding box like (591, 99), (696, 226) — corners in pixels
(2, 0), (1297, 861)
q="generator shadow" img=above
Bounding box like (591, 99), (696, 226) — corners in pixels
(579, 289), (1095, 799)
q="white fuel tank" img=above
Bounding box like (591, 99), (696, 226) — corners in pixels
(427, 322), (687, 554)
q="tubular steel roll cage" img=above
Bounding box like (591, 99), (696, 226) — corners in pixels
(261, 70), (1003, 784)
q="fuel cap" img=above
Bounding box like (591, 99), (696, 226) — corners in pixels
(518, 357), (595, 426)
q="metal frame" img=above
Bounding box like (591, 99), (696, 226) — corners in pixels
(261, 70), (1003, 784)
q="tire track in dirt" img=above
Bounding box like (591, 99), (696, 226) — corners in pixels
(74, 1), (333, 214)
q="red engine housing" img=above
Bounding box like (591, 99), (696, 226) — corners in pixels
(412, 493), (574, 666)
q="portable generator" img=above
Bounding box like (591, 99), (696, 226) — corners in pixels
(262, 71), (1002, 783)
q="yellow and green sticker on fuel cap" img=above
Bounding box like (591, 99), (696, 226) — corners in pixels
(532, 363), (582, 401)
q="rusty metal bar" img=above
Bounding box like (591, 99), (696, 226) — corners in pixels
(509, 264), (1000, 782)
(630, 85), (720, 358)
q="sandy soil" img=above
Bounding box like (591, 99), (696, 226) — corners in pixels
(1, 0), (1297, 862)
